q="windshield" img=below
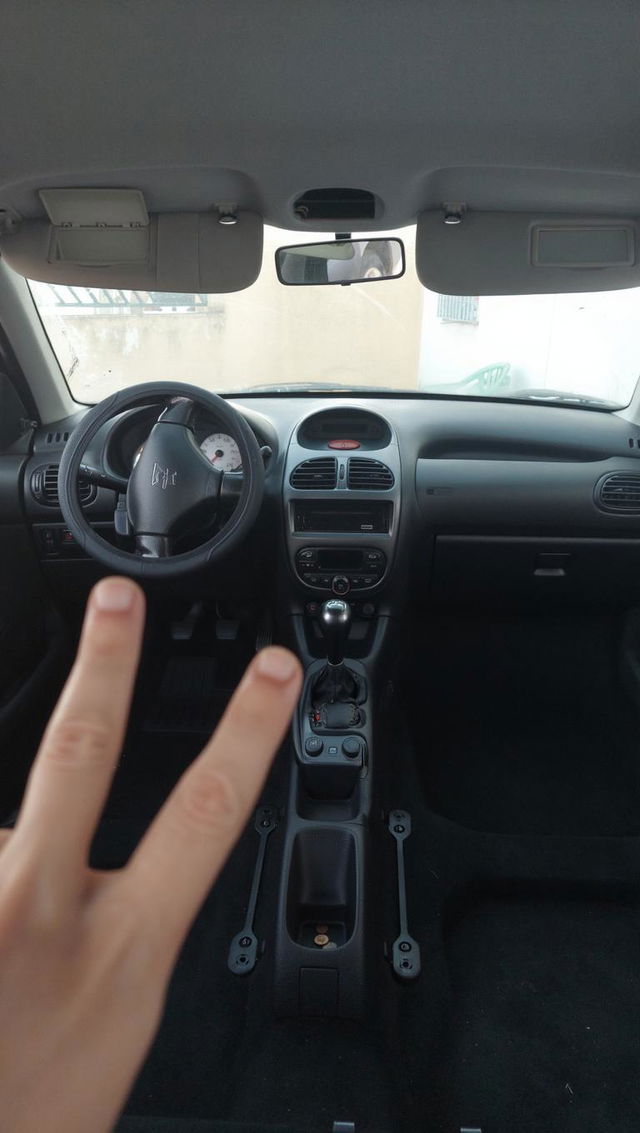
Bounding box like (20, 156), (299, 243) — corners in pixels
(28, 225), (640, 408)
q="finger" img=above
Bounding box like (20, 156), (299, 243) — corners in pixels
(124, 646), (301, 961)
(13, 578), (145, 878)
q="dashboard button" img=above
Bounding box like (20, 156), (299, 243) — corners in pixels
(365, 550), (383, 562)
(362, 576), (375, 587)
(342, 738), (360, 758)
(298, 548), (315, 560)
(319, 575), (332, 588)
(332, 575), (350, 596)
(305, 737), (324, 756)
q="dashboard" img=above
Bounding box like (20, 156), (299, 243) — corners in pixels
(15, 393), (640, 611)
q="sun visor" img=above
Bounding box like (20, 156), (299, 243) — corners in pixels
(417, 210), (640, 295)
(0, 189), (263, 293)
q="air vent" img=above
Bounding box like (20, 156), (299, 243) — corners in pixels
(290, 457), (338, 490)
(31, 465), (96, 507)
(347, 458), (394, 491)
(597, 472), (640, 513)
(45, 430), (70, 446)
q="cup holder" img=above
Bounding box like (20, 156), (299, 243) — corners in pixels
(286, 827), (357, 950)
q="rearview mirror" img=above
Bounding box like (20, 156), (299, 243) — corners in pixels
(275, 237), (405, 286)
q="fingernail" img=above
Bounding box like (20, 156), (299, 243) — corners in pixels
(94, 578), (136, 612)
(255, 647), (299, 683)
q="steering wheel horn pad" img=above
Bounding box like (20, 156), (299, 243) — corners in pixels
(58, 382), (265, 578)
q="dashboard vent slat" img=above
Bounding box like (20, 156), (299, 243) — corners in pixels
(31, 464), (95, 507)
(290, 457), (338, 490)
(597, 472), (640, 514)
(347, 457), (394, 491)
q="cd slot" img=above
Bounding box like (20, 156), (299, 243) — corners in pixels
(293, 501), (392, 534)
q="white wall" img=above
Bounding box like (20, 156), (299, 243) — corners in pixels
(418, 287), (640, 404)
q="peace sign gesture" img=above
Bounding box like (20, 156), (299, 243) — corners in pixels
(0, 577), (302, 1133)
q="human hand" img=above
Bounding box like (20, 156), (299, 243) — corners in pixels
(0, 577), (302, 1133)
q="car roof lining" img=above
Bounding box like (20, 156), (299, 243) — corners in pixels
(2, 0), (640, 234)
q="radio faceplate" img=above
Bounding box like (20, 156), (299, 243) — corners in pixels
(295, 545), (386, 593)
(292, 500), (392, 534)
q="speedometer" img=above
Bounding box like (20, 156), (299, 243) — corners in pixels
(200, 432), (242, 472)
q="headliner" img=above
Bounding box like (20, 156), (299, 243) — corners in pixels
(1, 0), (640, 231)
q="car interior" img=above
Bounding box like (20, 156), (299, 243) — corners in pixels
(3, 2), (640, 1131)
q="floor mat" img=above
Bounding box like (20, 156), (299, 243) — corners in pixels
(409, 613), (640, 835)
(143, 657), (227, 733)
(440, 893), (640, 1133)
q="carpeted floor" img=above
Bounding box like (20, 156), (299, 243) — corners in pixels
(96, 611), (640, 1132)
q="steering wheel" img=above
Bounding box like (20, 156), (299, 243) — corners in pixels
(58, 382), (265, 578)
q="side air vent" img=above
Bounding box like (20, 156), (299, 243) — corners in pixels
(597, 472), (640, 513)
(31, 465), (96, 508)
(347, 458), (394, 490)
(290, 457), (338, 490)
(45, 430), (70, 446)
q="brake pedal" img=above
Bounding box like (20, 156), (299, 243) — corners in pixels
(387, 809), (421, 981)
(228, 805), (279, 975)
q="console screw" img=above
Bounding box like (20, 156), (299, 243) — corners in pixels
(400, 959), (412, 970)
(237, 955), (248, 965)
(399, 941), (411, 952)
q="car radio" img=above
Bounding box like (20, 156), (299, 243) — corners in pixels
(295, 546), (386, 594)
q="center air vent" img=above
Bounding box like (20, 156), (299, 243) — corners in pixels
(597, 472), (640, 513)
(290, 457), (338, 490)
(31, 465), (96, 507)
(347, 458), (394, 491)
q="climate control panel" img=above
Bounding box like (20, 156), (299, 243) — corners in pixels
(295, 545), (386, 594)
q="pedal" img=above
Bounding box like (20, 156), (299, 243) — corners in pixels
(228, 805), (279, 975)
(387, 809), (421, 981)
(255, 610), (273, 652)
(170, 601), (202, 641)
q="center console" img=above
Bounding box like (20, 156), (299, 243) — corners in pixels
(283, 405), (401, 607)
(273, 406), (400, 1018)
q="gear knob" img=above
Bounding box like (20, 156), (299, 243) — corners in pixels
(319, 599), (352, 665)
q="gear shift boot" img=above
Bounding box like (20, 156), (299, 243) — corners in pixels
(311, 659), (363, 707)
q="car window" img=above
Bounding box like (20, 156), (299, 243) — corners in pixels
(28, 225), (640, 409)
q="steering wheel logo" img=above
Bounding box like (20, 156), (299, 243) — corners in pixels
(151, 462), (178, 490)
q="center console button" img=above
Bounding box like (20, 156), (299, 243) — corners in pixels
(305, 737), (324, 756)
(332, 575), (350, 596)
(362, 576), (375, 587)
(342, 737), (361, 757)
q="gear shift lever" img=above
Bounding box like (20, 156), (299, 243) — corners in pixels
(312, 599), (361, 709)
(319, 599), (351, 666)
